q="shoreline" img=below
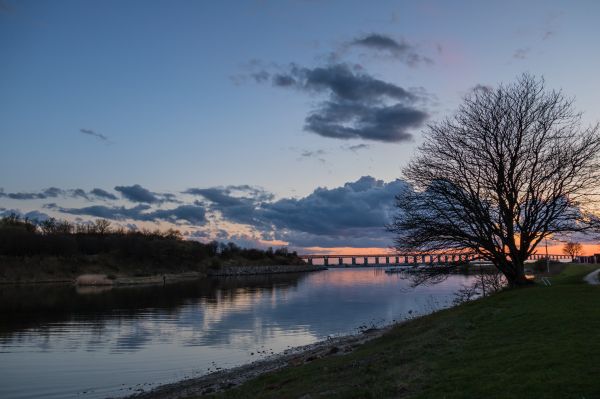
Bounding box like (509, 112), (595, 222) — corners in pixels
(127, 325), (393, 399)
(0, 265), (326, 287)
(126, 265), (600, 399)
(207, 264), (326, 276)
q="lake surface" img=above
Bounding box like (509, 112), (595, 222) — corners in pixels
(0, 268), (477, 399)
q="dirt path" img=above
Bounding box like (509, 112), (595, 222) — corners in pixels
(583, 269), (600, 285)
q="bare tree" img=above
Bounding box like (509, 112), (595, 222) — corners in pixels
(389, 74), (600, 286)
(563, 241), (583, 260)
(94, 219), (112, 235)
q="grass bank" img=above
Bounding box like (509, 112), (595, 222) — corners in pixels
(199, 264), (600, 399)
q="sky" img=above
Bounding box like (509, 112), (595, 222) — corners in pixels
(2, 0), (600, 254)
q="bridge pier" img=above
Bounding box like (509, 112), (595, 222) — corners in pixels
(364, 257), (368, 265)
(338, 257), (343, 265)
(352, 257), (356, 265)
(308, 258), (313, 265)
(395, 256), (399, 264)
(385, 256), (389, 265)
(375, 257), (380, 265)
(324, 257), (329, 266)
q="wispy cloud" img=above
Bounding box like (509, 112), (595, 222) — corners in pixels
(349, 33), (433, 67)
(513, 48), (530, 60)
(299, 149), (327, 163)
(79, 128), (110, 143)
(50, 203), (207, 225)
(344, 144), (370, 152)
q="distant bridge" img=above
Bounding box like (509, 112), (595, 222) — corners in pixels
(299, 253), (573, 266)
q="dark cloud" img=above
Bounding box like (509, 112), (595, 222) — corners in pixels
(272, 74), (296, 87)
(184, 185), (272, 225)
(305, 101), (426, 142)
(269, 63), (429, 142)
(114, 184), (160, 203)
(350, 34), (433, 66)
(55, 203), (206, 225)
(0, 208), (51, 221)
(71, 189), (89, 200)
(10, 177), (409, 249)
(146, 205), (206, 224)
(0, 187), (64, 200)
(46, 203), (148, 219)
(274, 63), (416, 102)
(4, 192), (46, 200)
(188, 176), (410, 248)
(43, 187), (63, 197)
(90, 188), (118, 200)
(80, 128), (110, 143)
(1, 187), (120, 202)
(259, 176), (408, 236)
(186, 185), (273, 203)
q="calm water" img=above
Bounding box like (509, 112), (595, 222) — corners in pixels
(0, 268), (476, 399)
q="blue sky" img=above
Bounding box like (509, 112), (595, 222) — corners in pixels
(2, 0), (600, 251)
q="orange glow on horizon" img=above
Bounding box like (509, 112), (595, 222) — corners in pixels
(300, 246), (395, 255)
(300, 242), (600, 256)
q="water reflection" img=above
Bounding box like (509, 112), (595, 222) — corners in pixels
(0, 268), (475, 399)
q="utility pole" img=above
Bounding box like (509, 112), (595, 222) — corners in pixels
(545, 238), (550, 273)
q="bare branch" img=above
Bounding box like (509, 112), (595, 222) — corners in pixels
(389, 74), (600, 286)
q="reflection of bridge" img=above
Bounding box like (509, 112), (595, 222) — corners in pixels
(299, 253), (572, 266)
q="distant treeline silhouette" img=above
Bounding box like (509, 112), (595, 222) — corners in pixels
(0, 214), (300, 266)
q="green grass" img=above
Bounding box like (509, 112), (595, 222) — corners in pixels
(201, 265), (600, 399)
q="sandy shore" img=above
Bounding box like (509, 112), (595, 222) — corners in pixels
(126, 326), (392, 399)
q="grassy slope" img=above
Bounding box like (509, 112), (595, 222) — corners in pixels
(203, 265), (600, 399)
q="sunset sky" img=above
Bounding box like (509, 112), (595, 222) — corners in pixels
(2, 0), (600, 254)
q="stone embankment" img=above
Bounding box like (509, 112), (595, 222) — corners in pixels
(208, 264), (326, 276)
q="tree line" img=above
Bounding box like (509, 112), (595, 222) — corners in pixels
(0, 213), (300, 265)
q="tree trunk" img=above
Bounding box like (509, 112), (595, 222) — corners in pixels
(506, 259), (533, 287)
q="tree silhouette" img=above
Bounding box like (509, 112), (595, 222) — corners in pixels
(390, 75), (600, 286)
(563, 241), (583, 260)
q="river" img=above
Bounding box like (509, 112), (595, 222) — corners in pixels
(0, 268), (477, 399)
